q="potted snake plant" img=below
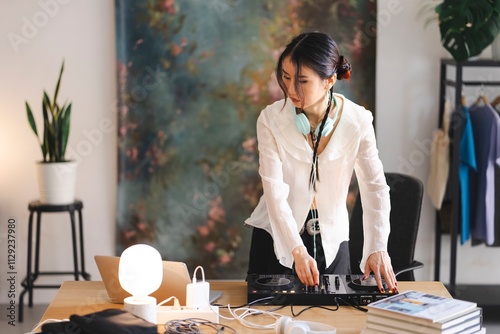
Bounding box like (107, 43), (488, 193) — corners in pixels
(26, 61), (76, 204)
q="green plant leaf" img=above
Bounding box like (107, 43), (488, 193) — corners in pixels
(43, 115), (52, 162)
(53, 61), (64, 112)
(26, 101), (47, 161)
(27, 60), (70, 162)
(60, 104), (71, 160)
(436, 0), (500, 61)
(43, 91), (55, 119)
(42, 97), (52, 162)
(25, 102), (38, 137)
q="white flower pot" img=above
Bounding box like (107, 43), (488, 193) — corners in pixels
(36, 161), (77, 204)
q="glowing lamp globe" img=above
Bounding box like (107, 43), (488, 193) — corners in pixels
(119, 244), (163, 323)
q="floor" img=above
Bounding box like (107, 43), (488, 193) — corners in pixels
(0, 304), (48, 334)
(2, 304), (500, 333)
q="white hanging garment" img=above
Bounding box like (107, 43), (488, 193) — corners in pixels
(427, 99), (451, 209)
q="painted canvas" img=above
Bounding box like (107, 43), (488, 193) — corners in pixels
(115, 0), (376, 278)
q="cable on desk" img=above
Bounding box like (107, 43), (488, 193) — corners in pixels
(26, 318), (69, 334)
(336, 297), (368, 312)
(216, 295), (276, 309)
(163, 318), (236, 334)
(290, 298), (339, 317)
(227, 303), (284, 330)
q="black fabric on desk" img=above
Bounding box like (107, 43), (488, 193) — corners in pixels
(41, 309), (157, 334)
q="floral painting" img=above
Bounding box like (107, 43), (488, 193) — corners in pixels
(115, 0), (376, 278)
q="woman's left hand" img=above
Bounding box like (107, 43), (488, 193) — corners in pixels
(364, 251), (397, 293)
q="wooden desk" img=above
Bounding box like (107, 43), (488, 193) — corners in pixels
(40, 280), (451, 334)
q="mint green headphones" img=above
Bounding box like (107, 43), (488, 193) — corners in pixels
(294, 93), (338, 137)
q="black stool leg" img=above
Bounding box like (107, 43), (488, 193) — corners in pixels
(32, 211), (42, 307)
(69, 209), (79, 281)
(77, 208), (90, 280)
(18, 210), (35, 322)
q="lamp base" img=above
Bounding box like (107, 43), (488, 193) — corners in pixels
(124, 296), (157, 324)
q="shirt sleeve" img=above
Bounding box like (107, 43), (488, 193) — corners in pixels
(353, 114), (391, 273)
(256, 111), (304, 268)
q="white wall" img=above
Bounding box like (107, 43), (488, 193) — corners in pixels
(1, 0), (499, 308)
(376, 0), (500, 284)
(0, 0), (116, 305)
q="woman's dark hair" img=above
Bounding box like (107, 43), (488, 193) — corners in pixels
(276, 31), (352, 191)
(276, 31), (351, 104)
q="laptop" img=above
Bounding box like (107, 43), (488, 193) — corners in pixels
(94, 255), (222, 306)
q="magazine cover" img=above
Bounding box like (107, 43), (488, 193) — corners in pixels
(366, 290), (477, 323)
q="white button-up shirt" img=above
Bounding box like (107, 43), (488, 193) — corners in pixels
(245, 94), (390, 272)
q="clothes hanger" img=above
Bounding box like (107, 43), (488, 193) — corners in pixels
(460, 84), (467, 106)
(490, 95), (500, 107)
(474, 84), (489, 105)
(461, 94), (467, 106)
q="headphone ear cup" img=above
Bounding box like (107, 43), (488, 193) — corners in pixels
(287, 323), (310, 334)
(318, 117), (334, 137)
(276, 317), (309, 334)
(294, 112), (310, 135)
(275, 316), (292, 334)
(296, 111), (334, 137)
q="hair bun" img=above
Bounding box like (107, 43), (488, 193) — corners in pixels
(337, 55), (352, 80)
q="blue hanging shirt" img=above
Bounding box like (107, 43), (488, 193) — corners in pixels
(459, 105), (477, 244)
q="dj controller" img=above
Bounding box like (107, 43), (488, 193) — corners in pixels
(247, 274), (396, 306)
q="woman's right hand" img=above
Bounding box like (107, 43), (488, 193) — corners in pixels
(292, 245), (319, 286)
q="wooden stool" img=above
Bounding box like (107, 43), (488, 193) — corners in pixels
(18, 199), (91, 322)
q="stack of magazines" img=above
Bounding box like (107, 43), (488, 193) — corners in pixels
(361, 290), (484, 334)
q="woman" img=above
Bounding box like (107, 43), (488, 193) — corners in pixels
(245, 31), (397, 293)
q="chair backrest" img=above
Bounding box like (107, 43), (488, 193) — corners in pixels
(349, 172), (424, 281)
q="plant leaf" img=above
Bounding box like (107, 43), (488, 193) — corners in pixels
(30, 60), (70, 162)
(26, 101), (47, 161)
(43, 91), (55, 119)
(437, 0), (500, 61)
(26, 102), (38, 137)
(59, 103), (71, 160)
(43, 114), (52, 162)
(53, 61), (64, 112)
(42, 97), (53, 162)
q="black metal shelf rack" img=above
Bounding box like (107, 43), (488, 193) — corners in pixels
(435, 58), (500, 308)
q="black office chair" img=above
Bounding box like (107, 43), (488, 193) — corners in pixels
(349, 172), (424, 281)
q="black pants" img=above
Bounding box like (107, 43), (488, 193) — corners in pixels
(247, 211), (351, 275)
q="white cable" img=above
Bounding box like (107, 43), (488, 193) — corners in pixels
(216, 296), (275, 321)
(26, 318), (69, 334)
(157, 296), (181, 308)
(192, 265), (205, 283)
(227, 304), (284, 330)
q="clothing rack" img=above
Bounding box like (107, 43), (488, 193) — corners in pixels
(435, 58), (500, 308)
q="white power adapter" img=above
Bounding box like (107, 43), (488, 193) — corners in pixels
(186, 266), (210, 310)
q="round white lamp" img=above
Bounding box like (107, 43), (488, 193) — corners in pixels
(119, 244), (163, 324)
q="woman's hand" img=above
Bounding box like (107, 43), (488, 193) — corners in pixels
(364, 251), (397, 293)
(292, 246), (319, 286)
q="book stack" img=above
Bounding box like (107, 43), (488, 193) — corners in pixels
(361, 290), (484, 334)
